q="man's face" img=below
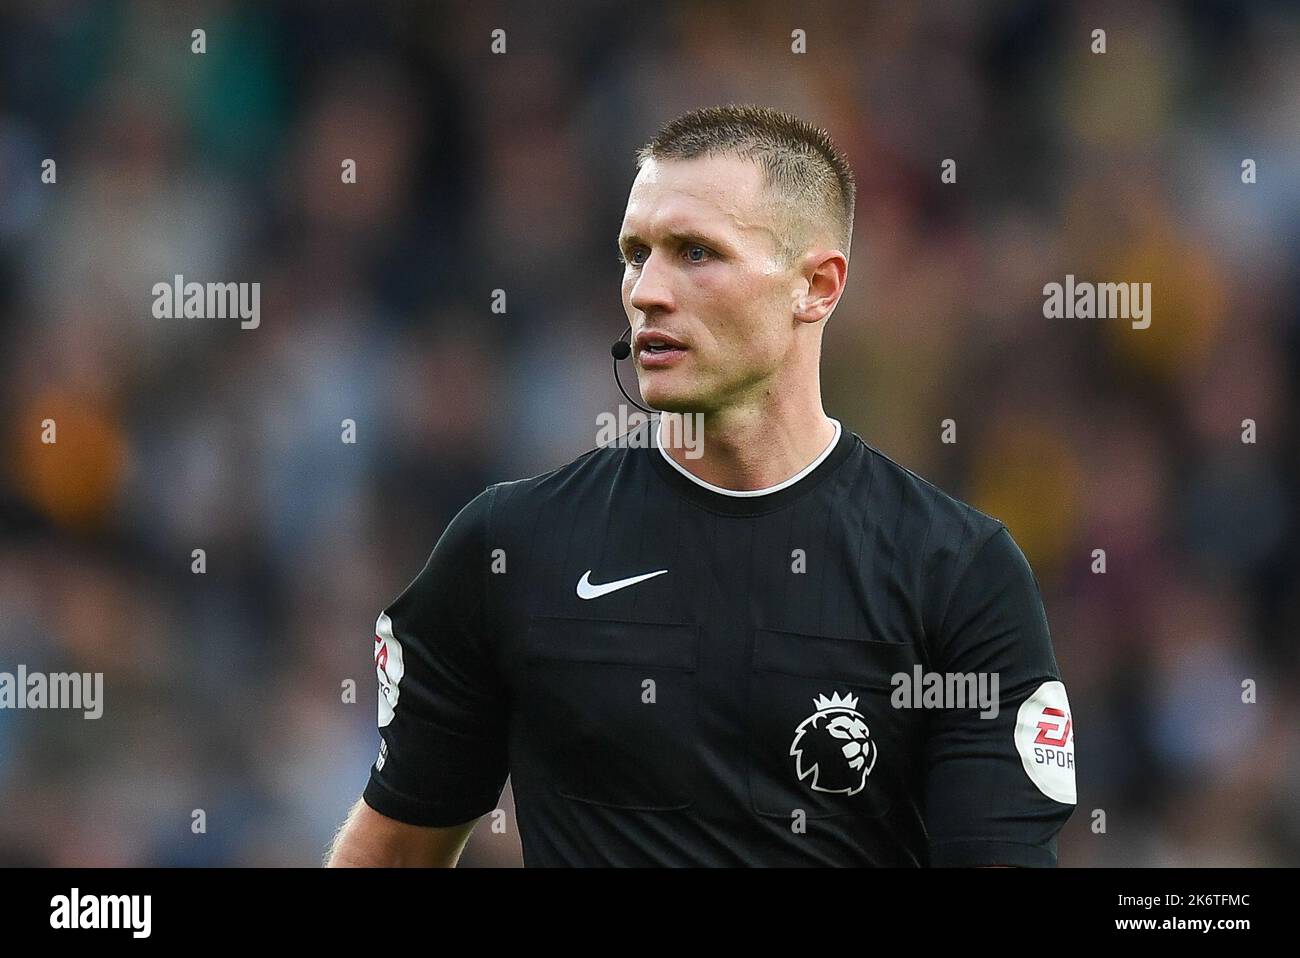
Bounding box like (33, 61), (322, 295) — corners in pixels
(618, 155), (802, 413)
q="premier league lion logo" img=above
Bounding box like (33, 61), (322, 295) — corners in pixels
(790, 691), (877, 795)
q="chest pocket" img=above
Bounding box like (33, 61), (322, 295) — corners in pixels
(520, 615), (699, 811)
(749, 628), (921, 821)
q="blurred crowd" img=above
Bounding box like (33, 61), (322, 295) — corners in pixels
(1, 0), (1297, 866)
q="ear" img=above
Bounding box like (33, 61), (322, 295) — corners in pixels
(793, 249), (848, 324)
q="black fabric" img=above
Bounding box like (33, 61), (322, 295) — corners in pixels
(363, 417), (1076, 865)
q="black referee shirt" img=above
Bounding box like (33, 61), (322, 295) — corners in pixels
(363, 417), (1077, 866)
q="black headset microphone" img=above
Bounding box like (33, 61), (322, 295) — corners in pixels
(610, 326), (657, 415)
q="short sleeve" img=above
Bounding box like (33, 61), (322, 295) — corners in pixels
(362, 486), (509, 827)
(923, 526), (1077, 866)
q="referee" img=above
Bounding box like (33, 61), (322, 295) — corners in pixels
(328, 105), (1076, 867)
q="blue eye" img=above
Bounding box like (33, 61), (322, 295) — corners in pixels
(621, 245), (710, 267)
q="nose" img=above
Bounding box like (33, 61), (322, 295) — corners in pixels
(627, 250), (675, 316)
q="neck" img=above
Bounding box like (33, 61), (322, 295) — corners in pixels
(658, 387), (836, 492)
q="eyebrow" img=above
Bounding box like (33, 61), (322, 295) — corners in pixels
(617, 229), (728, 256)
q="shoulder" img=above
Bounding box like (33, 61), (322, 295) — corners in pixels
(850, 433), (1007, 561)
(486, 439), (633, 523)
(488, 434), (634, 501)
(845, 433), (1037, 642)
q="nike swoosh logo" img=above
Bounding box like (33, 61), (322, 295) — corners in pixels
(576, 569), (668, 599)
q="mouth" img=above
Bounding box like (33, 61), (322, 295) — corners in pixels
(634, 330), (689, 368)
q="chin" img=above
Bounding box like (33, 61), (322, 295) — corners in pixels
(639, 377), (705, 414)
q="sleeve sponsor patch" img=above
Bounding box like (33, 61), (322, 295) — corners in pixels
(1014, 680), (1076, 804)
(374, 612), (405, 728)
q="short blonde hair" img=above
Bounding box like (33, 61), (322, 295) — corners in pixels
(635, 103), (856, 264)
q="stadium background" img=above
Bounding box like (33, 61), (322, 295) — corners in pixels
(1, 1), (1297, 866)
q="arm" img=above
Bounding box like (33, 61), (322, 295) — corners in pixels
(923, 525), (1077, 867)
(326, 798), (478, 868)
(343, 487), (510, 861)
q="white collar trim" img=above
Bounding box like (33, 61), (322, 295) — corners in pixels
(655, 417), (842, 497)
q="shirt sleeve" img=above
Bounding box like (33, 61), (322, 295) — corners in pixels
(362, 485), (510, 827)
(923, 525), (1077, 867)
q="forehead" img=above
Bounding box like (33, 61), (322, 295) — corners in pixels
(620, 154), (775, 244)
